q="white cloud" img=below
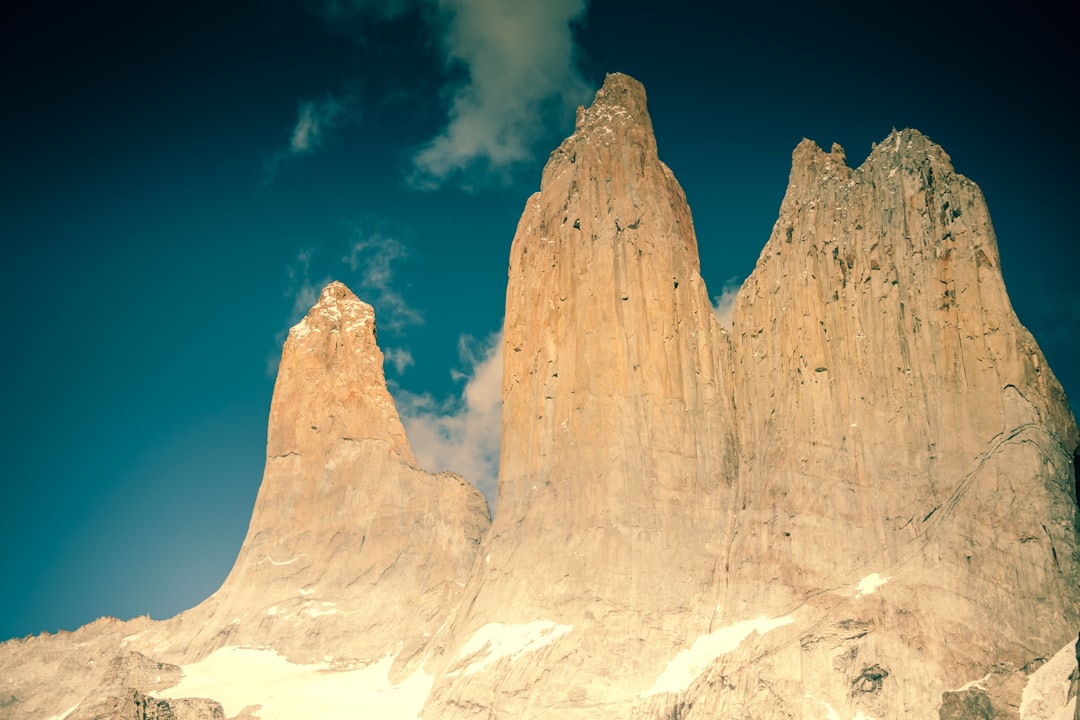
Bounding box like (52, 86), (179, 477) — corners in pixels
(287, 249), (320, 320)
(267, 249), (332, 376)
(397, 331), (502, 508)
(712, 277), (742, 328)
(264, 94), (355, 181)
(292, 95), (353, 155)
(309, 0), (591, 187)
(384, 347), (415, 374)
(410, 0), (590, 186)
(343, 230), (424, 331)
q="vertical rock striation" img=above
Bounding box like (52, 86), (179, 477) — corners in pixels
(419, 90), (1079, 720)
(3, 74), (1077, 720)
(422, 73), (739, 717)
(688, 131), (1080, 718)
(157, 282), (490, 671)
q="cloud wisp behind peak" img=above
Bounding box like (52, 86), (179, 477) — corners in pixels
(408, 0), (591, 188)
(343, 230), (424, 332)
(712, 278), (742, 328)
(309, 0), (591, 189)
(263, 93), (357, 182)
(396, 330), (503, 508)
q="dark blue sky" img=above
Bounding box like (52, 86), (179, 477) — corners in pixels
(1, 1), (1075, 642)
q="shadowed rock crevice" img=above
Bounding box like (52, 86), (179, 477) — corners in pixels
(1073, 444), (1079, 508)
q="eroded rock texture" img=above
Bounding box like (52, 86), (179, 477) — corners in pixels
(693, 130), (1080, 719)
(2, 74), (1077, 720)
(419, 71), (739, 719)
(0, 284), (490, 720)
(153, 282), (491, 672)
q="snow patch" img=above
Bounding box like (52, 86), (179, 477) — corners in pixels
(156, 646), (432, 720)
(856, 573), (888, 597)
(344, 319), (369, 333)
(1020, 637), (1078, 720)
(454, 621), (573, 676)
(289, 319), (312, 341)
(805, 696), (840, 720)
(258, 555), (304, 566)
(302, 601), (339, 618)
(45, 705), (80, 720)
(953, 670), (993, 692)
(642, 614), (794, 697)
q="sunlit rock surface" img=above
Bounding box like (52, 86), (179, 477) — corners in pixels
(2, 74), (1077, 720)
(418, 71), (740, 719)
(157, 282), (491, 671)
(704, 128), (1080, 718)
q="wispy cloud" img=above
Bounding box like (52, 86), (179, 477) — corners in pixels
(397, 331), (502, 508)
(286, 249), (320, 322)
(309, 0), (591, 188)
(712, 277), (742, 328)
(264, 94), (356, 181)
(384, 347), (415, 374)
(290, 97), (347, 154)
(267, 249), (333, 376)
(410, 0), (590, 187)
(343, 230), (424, 331)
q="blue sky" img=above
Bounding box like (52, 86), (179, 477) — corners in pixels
(1, 1), (1075, 642)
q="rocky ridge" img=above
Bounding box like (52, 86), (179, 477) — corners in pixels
(418, 70), (740, 718)
(1, 73), (1077, 720)
(150, 282), (491, 672)
(709, 128), (1080, 718)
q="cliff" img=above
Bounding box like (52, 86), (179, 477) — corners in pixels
(2, 74), (1076, 720)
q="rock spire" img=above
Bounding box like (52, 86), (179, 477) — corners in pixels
(163, 282), (490, 668)
(421, 71), (740, 717)
(3, 76), (1078, 720)
(701, 130), (1080, 718)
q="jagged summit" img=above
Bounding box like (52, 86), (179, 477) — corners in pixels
(3, 74), (1077, 720)
(138, 280), (489, 671)
(792, 127), (957, 181)
(572, 72), (652, 131)
(288, 280), (374, 338)
(871, 126), (954, 164)
(421, 68), (739, 716)
(272, 278), (415, 466)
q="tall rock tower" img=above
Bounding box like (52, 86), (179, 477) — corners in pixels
(422, 73), (739, 716)
(690, 133), (1080, 718)
(3, 74), (1077, 720)
(161, 282), (491, 670)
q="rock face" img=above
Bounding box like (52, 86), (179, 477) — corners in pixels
(419, 71), (739, 718)
(2, 73), (1078, 720)
(0, 284), (489, 719)
(67, 688), (225, 720)
(0, 617), (159, 720)
(701, 130), (1080, 719)
(153, 282), (491, 670)
(419, 74), (1079, 719)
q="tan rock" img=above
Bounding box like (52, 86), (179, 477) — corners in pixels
(420, 72), (739, 718)
(66, 688), (225, 720)
(158, 282), (491, 671)
(0, 617), (153, 720)
(0, 284), (490, 719)
(689, 130), (1080, 718)
(3, 76), (1078, 720)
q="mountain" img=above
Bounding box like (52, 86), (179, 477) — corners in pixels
(2, 73), (1077, 720)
